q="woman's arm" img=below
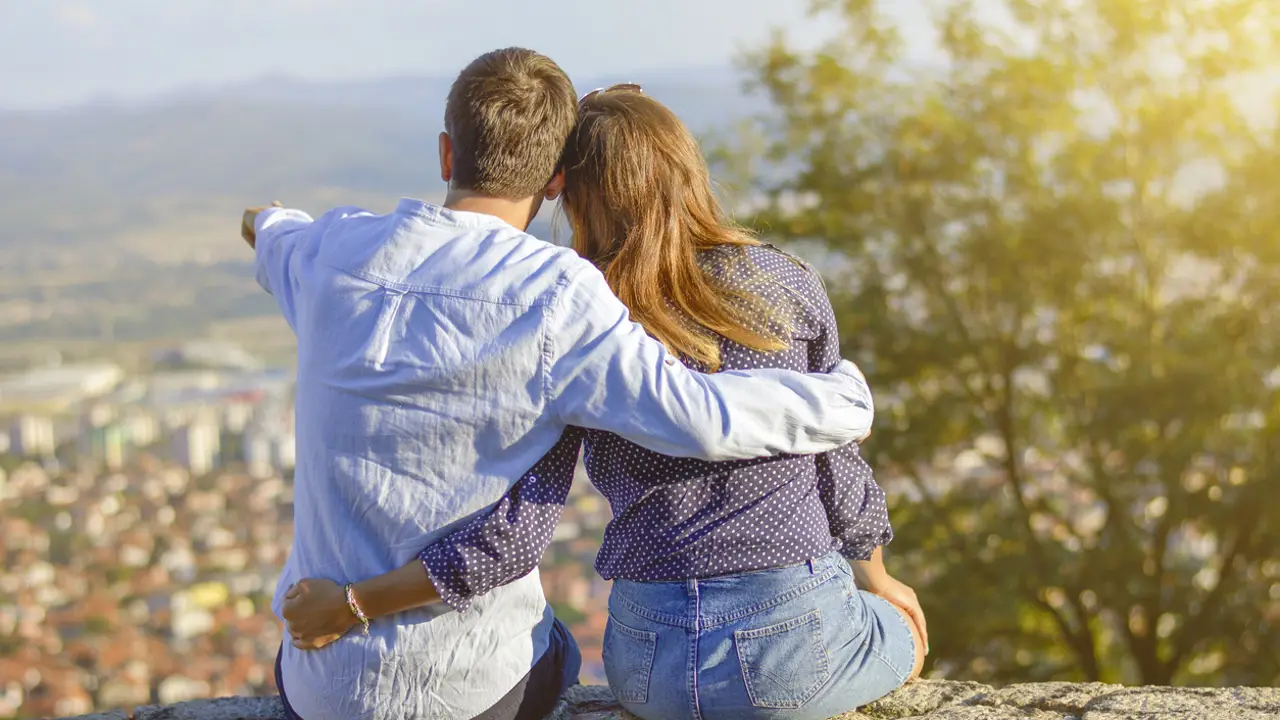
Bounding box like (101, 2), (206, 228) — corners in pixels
(814, 444), (894, 560)
(778, 258), (893, 559)
(780, 257), (928, 653)
(282, 560), (441, 649)
(282, 429), (584, 649)
(850, 547), (928, 655)
(419, 428), (584, 611)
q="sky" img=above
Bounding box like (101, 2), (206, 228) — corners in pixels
(0, 0), (937, 111)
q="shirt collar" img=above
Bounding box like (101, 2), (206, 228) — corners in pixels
(395, 198), (513, 231)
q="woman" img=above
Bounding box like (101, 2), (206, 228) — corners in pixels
(282, 86), (926, 719)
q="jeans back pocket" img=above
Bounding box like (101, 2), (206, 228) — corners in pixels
(733, 609), (831, 709)
(603, 615), (657, 705)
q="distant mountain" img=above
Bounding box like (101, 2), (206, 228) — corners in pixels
(0, 68), (765, 248)
(0, 68), (771, 355)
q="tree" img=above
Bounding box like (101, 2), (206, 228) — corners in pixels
(733, 0), (1280, 686)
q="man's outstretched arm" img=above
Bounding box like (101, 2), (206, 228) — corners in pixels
(243, 203), (316, 331)
(245, 203), (378, 327)
(547, 260), (873, 462)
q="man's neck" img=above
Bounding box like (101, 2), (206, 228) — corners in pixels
(443, 190), (540, 232)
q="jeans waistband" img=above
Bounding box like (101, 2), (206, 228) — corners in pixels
(610, 552), (845, 631)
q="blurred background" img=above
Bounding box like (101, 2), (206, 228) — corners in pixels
(0, 0), (1278, 716)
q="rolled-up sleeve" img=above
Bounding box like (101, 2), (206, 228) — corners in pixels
(818, 444), (894, 559)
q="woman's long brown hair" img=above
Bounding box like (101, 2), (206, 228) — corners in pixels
(559, 89), (787, 371)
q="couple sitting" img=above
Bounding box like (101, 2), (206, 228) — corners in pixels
(242, 47), (926, 720)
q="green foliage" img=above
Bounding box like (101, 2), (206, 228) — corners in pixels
(0, 454), (21, 474)
(246, 591), (273, 614)
(10, 499), (55, 525)
(47, 530), (77, 566)
(103, 567), (136, 586)
(734, 0), (1280, 686)
(0, 634), (20, 657)
(550, 602), (587, 627)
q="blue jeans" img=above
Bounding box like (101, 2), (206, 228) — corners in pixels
(276, 618), (581, 720)
(603, 552), (915, 720)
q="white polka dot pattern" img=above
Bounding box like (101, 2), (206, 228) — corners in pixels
(420, 244), (893, 610)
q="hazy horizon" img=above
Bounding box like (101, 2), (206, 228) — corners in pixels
(0, 63), (749, 116)
(0, 0), (934, 112)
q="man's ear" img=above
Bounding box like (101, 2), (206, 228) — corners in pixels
(544, 169), (565, 201)
(438, 132), (453, 184)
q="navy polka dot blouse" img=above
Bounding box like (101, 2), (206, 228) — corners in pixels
(420, 244), (893, 611)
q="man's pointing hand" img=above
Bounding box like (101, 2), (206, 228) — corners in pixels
(241, 201), (283, 249)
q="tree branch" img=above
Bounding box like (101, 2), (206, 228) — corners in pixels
(1164, 504), (1262, 676)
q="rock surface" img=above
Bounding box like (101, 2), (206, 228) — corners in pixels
(61, 680), (1280, 720)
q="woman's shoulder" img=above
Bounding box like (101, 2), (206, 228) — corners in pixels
(742, 242), (815, 273)
(700, 242), (837, 369)
(731, 243), (831, 309)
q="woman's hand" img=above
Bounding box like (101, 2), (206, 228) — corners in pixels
(282, 578), (357, 650)
(862, 572), (928, 654)
(851, 548), (928, 655)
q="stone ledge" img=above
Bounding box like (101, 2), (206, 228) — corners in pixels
(61, 680), (1280, 720)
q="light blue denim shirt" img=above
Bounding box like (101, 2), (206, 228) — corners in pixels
(254, 198), (874, 720)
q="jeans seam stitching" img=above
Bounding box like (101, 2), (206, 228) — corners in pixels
(691, 579), (704, 720)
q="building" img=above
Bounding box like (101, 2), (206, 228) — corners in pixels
(172, 416), (221, 476)
(0, 362), (124, 413)
(81, 425), (126, 472)
(9, 414), (55, 458)
(121, 413), (159, 448)
(242, 427), (274, 480)
(221, 402), (255, 435)
(272, 431), (295, 472)
(78, 405), (126, 471)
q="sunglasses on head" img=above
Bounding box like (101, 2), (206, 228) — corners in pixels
(579, 83), (643, 107)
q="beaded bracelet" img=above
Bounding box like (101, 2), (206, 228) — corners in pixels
(344, 583), (371, 636)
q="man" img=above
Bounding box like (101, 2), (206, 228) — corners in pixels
(243, 47), (873, 720)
